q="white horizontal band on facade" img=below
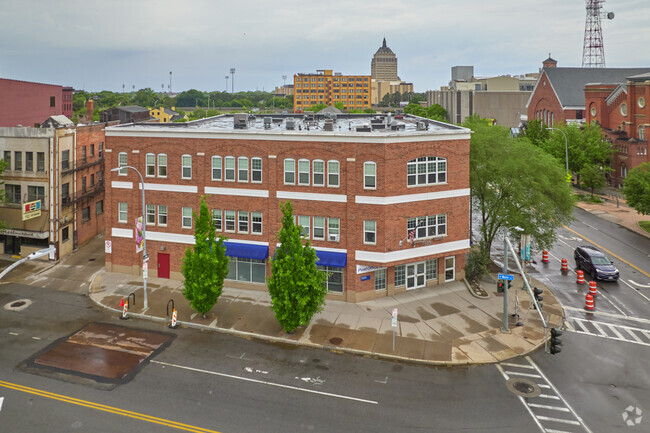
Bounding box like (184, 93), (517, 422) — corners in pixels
(354, 239), (470, 264)
(276, 190), (347, 203)
(112, 228), (133, 238)
(146, 231), (195, 244)
(139, 183), (198, 193)
(204, 186), (269, 198)
(275, 243), (347, 253)
(355, 188), (470, 205)
(111, 181), (134, 189)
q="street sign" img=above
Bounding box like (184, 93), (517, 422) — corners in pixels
(498, 273), (514, 281)
(391, 316), (397, 327)
(392, 308), (398, 318)
(143, 253), (149, 263)
(142, 262), (148, 279)
(105, 241), (112, 253)
(360, 275), (370, 281)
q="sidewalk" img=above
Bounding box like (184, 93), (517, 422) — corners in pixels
(89, 270), (563, 366)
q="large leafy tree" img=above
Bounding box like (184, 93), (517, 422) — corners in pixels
(580, 164), (607, 198)
(465, 115), (574, 254)
(623, 163), (650, 215)
(267, 201), (328, 333)
(181, 197), (229, 317)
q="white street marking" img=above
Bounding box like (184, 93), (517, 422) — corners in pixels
(226, 352), (253, 361)
(545, 429), (574, 433)
(244, 367), (268, 375)
(563, 321), (575, 332)
(573, 319), (590, 333)
(374, 376), (388, 384)
(582, 222), (599, 231)
(501, 362), (534, 369)
(621, 279), (650, 303)
(539, 394), (561, 400)
(504, 371), (542, 379)
(151, 360), (376, 404)
(31, 337), (40, 340)
(608, 325), (625, 340)
(564, 306), (650, 325)
(536, 415), (581, 425)
(629, 280), (650, 289)
(565, 318), (650, 347)
(0, 396), (3, 412)
(596, 291), (629, 317)
(624, 328), (643, 343)
(528, 403), (570, 412)
(591, 322), (608, 337)
(8, 332), (18, 336)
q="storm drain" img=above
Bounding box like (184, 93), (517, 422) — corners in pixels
(4, 299), (32, 311)
(329, 337), (343, 345)
(505, 377), (542, 398)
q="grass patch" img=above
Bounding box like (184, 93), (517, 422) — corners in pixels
(639, 221), (650, 234)
(574, 193), (603, 204)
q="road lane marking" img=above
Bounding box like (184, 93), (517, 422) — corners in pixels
(151, 360), (378, 405)
(539, 394), (561, 400)
(620, 279), (650, 303)
(500, 362), (534, 369)
(564, 318), (650, 347)
(0, 380), (220, 433)
(528, 403), (570, 412)
(562, 225), (650, 278)
(591, 322), (608, 337)
(495, 364), (546, 433)
(629, 280), (650, 289)
(504, 371), (542, 379)
(536, 415), (581, 425)
(564, 306), (650, 325)
(595, 291), (629, 317)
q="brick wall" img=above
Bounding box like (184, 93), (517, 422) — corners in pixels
(0, 78), (70, 127)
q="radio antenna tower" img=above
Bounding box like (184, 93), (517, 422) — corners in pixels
(582, 0), (615, 68)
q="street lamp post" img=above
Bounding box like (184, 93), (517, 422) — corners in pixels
(111, 165), (148, 310)
(549, 127), (569, 173)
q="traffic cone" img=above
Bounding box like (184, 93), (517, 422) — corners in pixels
(589, 281), (598, 297)
(169, 308), (179, 329)
(542, 250), (549, 263)
(585, 293), (595, 311)
(561, 258), (568, 273)
(577, 270), (585, 284)
(120, 300), (129, 320)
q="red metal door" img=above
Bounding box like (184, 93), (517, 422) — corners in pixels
(157, 253), (170, 279)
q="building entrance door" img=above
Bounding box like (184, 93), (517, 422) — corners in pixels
(5, 236), (20, 255)
(158, 253), (170, 278)
(406, 262), (425, 290)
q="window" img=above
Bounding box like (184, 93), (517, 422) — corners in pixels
(407, 214), (447, 240)
(364, 162), (376, 189)
(238, 157), (248, 182)
(6, 185), (21, 203)
(182, 207), (192, 228)
(82, 207), (90, 222)
(226, 257), (266, 283)
(81, 176), (87, 194)
(445, 257), (455, 282)
(27, 186), (44, 202)
(313, 216), (325, 240)
(157, 154), (167, 177)
(251, 157), (262, 183)
(14, 151), (22, 171)
(313, 160), (325, 186)
(212, 156), (222, 180)
(146, 153), (155, 176)
(50, 96), (56, 107)
(284, 158), (295, 184)
(35, 152), (44, 172)
(158, 205), (167, 226)
(252, 212), (262, 234)
(298, 215), (310, 238)
(328, 217), (339, 241)
(99, 142), (104, 158)
(182, 154), (192, 179)
(146, 204), (155, 225)
(426, 259), (438, 280)
(25, 152), (33, 171)
(96, 200), (104, 216)
(81, 146), (87, 164)
(225, 210), (236, 232)
(90, 144), (95, 156)
(225, 156), (236, 181)
(298, 159), (310, 185)
(212, 209), (222, 231)
(375, 268), (386, 291)
(364, 220), (376, 244)
(118, 152), (127, 175)
(62, 226), (69, 242)
(639, 125), (646, 141)
(61, 182), (69, 198)
(3, 151), (10, 169)
(327, 160), (339, 187)
(407, 156), (447, 186)
(238, 211), (249, 233)
(90, 174), (95, 186)
(395, 265), (405, 286)
(118, 202), (128, 223)
(318, 265), (343, 293)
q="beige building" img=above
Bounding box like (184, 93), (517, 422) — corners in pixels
(370, 38), (414, 105)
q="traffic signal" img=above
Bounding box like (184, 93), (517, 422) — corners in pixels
(533, 287), (543, 310)
(497, 281), (509, 293)
(550, 328), (563, 354)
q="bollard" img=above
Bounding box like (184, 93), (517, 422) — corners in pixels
(585, 293), (595, 311)
(167, 299), (179, 329)
(588, 280), (598, 297)
(542, 250), (549, 263)
(577, 270), (585, 284)
(561, 258), (568, 273)
(120, 299), (129, 320)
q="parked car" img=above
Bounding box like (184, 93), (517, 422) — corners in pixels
(574, 246), (620, 281)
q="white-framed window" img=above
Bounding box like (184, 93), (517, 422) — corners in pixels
(284, 158), (295, 184)
(394, 265), (405, 286)
(327, 160), (340, 187)
(157, 154), (167, 177)
(158, 205), (167, 226)
(298, 159), (310, 185)
(318, 265), (343, 293)
(313, 160), (325, 186)
(364, 220), (376, 244)
(639, 125), (646, 141)
(212, 156), (222, 181)
(225, 210), (236, 232)
(407, 156), (447, 186)
(252, 212), (262, 234)
(238, 211), (249, 233)
(212, 209), (222, 231)
(328, 217), (339, 241)
(407, 214), (447, 240)
(182, 207), (192, 228)
(238, 157), (248, 182)
(426, 259), (438, 280)
(146, 153), (155, 177)
(313, 216), (325, 240)
(251, 157), (262, 183)
(225, 156), (236, 181)
(226, 257), (266, 283)
(146, 204), (155, 225)
(445, 256), (455, 282)
(182, 154), (192, 179)
(298, 215), (310, 238)
(375, 268), (386, 291)
(364, 161), (376, 189)
(118, 152), (127, 175)
(118, 202), (127, 222)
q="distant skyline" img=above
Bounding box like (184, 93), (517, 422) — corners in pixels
(1, 0), (649, 94)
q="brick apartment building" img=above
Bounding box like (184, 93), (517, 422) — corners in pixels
(0, 78), (73, 127)
(294, 70), (372, 113)
(105, 114), (470, 302)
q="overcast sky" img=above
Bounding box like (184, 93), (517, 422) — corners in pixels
(1, 0), (648, 94)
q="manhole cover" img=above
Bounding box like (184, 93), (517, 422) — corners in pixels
(505, 377), (541, 398)
(4, 299), (32, 311)
(329, 337), (343, 345)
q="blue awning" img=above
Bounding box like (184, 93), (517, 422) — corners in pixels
(223, 242), (269, 260)
(315, 250), (347, 268)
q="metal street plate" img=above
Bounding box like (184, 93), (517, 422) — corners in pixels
(498, 273), (514, 281)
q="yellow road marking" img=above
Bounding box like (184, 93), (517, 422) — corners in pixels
(0, 380), (221, 433)
(563, 225), (650, 278)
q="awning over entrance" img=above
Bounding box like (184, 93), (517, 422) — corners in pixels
(315, 250), (347, 268)
(223, 242), (269, 260)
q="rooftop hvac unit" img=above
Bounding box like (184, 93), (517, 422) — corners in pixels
(356, 125), (371, 132)
(234, 113), (248, 129)
(263, 117), (272, 129)
(324, 120), (334, 131)
(286, 118), (295, 130)
(416, 121), (426, 131)
(304, 111), (315, 121)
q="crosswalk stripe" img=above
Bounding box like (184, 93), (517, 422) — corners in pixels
(527, 403), (570, 412)
(642, 330), (650, 340)
(608, 325), (625, 340)
(536, 415), (581, 425)
(539, 394), (561, 400)
(563, 321), (575, 332)
(504, 371), (542, 378)
(545, 428), (575, 433)
(573, 319), (590, 333)
(538, 384), (551, 389)
(624, 328), (643, 343)
(500, 362), (534, 369)
(591, 322), (608, 337)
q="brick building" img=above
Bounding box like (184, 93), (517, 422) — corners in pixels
(294, 70), (371, 113)
(99, 106), (151, 124)
(0, 78), (73, 127)
(105, 114), (470, 302)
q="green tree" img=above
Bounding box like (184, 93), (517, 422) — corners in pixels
(580, 164), (607, 198)
(267, 201), (328, 333)
(334, 101), (345, 110)
(306, 103), (328, 113)
(523, 119), (549, 147)
(181, 197), (229, 317)
(464, 115), (574, 254)
(623, 162), (650, 215)
(176, 89), (206, 108)
(132, 88), (158, 108)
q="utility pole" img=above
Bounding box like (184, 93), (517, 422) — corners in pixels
(503, 232), (509, 332)
(225, 76), (229, 93)
(230, 68), (235, 93)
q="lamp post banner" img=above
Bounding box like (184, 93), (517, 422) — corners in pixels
(135, 216), (144, 253)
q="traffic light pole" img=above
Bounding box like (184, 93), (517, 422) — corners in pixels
(502, 233), (509, 332)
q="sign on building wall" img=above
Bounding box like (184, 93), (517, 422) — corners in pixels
(22, 200), (41, 221)
(356, 264), (384, 274)
(105, 240), (112, 254)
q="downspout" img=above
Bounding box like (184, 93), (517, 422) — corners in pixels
(49, 134), (56, 260)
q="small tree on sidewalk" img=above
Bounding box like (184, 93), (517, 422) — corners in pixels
(623, 162), (650, 215)
(267, 201), (328, 333)
(181, 197), (229, 318)
(580, 164), (607, 199)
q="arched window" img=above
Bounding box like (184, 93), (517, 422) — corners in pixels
(212, 156), (222, 181)
(407, 157), (446, 186)
(621, 163), (627, 179)
(313, 159), (325, 186)
(327, 160), (340, 187)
